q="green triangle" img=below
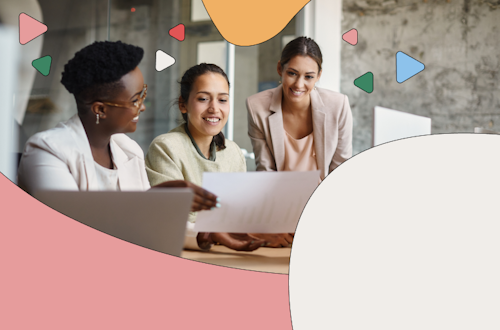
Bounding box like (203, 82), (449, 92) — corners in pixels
(32, 55), (52, 76)
(354, 72), (374, 93)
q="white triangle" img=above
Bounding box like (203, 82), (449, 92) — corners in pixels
(155, 50), (176, 71)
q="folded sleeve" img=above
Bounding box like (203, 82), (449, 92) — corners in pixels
(145, 138), (185, 187)
(246, 98), (276, 172)
(18, 143), (79, 195)
(329, 94), (353, 173)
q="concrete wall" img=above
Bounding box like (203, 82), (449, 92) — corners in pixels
(340, 0), (500, 155)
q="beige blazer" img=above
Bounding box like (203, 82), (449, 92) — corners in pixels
(18, 114), (150, 194)
(246, 86), (353, 180)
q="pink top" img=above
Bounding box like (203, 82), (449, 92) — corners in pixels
(283, 131), (319, 172)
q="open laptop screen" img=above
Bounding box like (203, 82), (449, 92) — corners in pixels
(35, 189), (193, 257)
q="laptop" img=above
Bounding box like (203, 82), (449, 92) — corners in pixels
(474, 127), (500, 134)
(35, 189), (193, 257)
(373, 106), (431, 147)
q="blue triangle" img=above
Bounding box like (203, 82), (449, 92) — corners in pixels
(396, 51), (425, 83)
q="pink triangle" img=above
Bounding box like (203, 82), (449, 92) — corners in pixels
(19, 13), (48, 45)
(342, 28), (358, 46)
(169, 24), (185, 41)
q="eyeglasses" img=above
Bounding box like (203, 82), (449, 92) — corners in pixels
(101, 84), (147, 111)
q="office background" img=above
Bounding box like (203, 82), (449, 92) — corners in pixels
(2, 0), (499, 164)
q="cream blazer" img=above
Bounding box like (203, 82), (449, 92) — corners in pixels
(146, 124), (246, 188)
(246, 86), (353, 180)
(18, 114), (151, 194)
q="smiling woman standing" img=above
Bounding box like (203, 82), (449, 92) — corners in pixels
(18, 41), (217, 212)
(246, 36), (353, 181)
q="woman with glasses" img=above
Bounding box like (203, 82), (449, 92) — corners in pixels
(18, 41), (217, 212)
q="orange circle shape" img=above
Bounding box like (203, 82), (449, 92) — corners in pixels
(203, 0), (310, 46)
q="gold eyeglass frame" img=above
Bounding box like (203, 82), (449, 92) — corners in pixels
(101, 84), (147, 110)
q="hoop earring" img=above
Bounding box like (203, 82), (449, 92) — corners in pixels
(96, 114), (100, 124)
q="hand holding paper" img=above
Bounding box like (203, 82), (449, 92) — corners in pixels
(195, 171), (320, 233)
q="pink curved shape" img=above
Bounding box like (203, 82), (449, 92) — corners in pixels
(0, 174), (292, 329)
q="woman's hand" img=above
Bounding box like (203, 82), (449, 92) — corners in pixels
(151, 180), (218, 212)
(249, 233), (293, 248)
(198, 232), (266, 252)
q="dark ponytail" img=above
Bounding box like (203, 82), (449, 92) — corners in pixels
(179, 63), (230, 150)
(280, 36), (323, 72)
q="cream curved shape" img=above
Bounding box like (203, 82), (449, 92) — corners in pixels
(0, 0), (44, 125)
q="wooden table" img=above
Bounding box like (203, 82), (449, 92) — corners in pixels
(181, 246), (291, 274)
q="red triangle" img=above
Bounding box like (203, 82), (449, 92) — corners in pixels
(19, 13), (48, 45)
(169, 24), (185, 41)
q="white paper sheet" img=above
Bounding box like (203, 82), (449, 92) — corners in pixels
(194, 171), (320, 233)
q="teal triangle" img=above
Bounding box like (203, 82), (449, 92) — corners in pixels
(354, 72), (373, 93)
(32, 55), (52, 76)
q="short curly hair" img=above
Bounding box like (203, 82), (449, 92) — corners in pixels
(61, 40), (144, 113)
